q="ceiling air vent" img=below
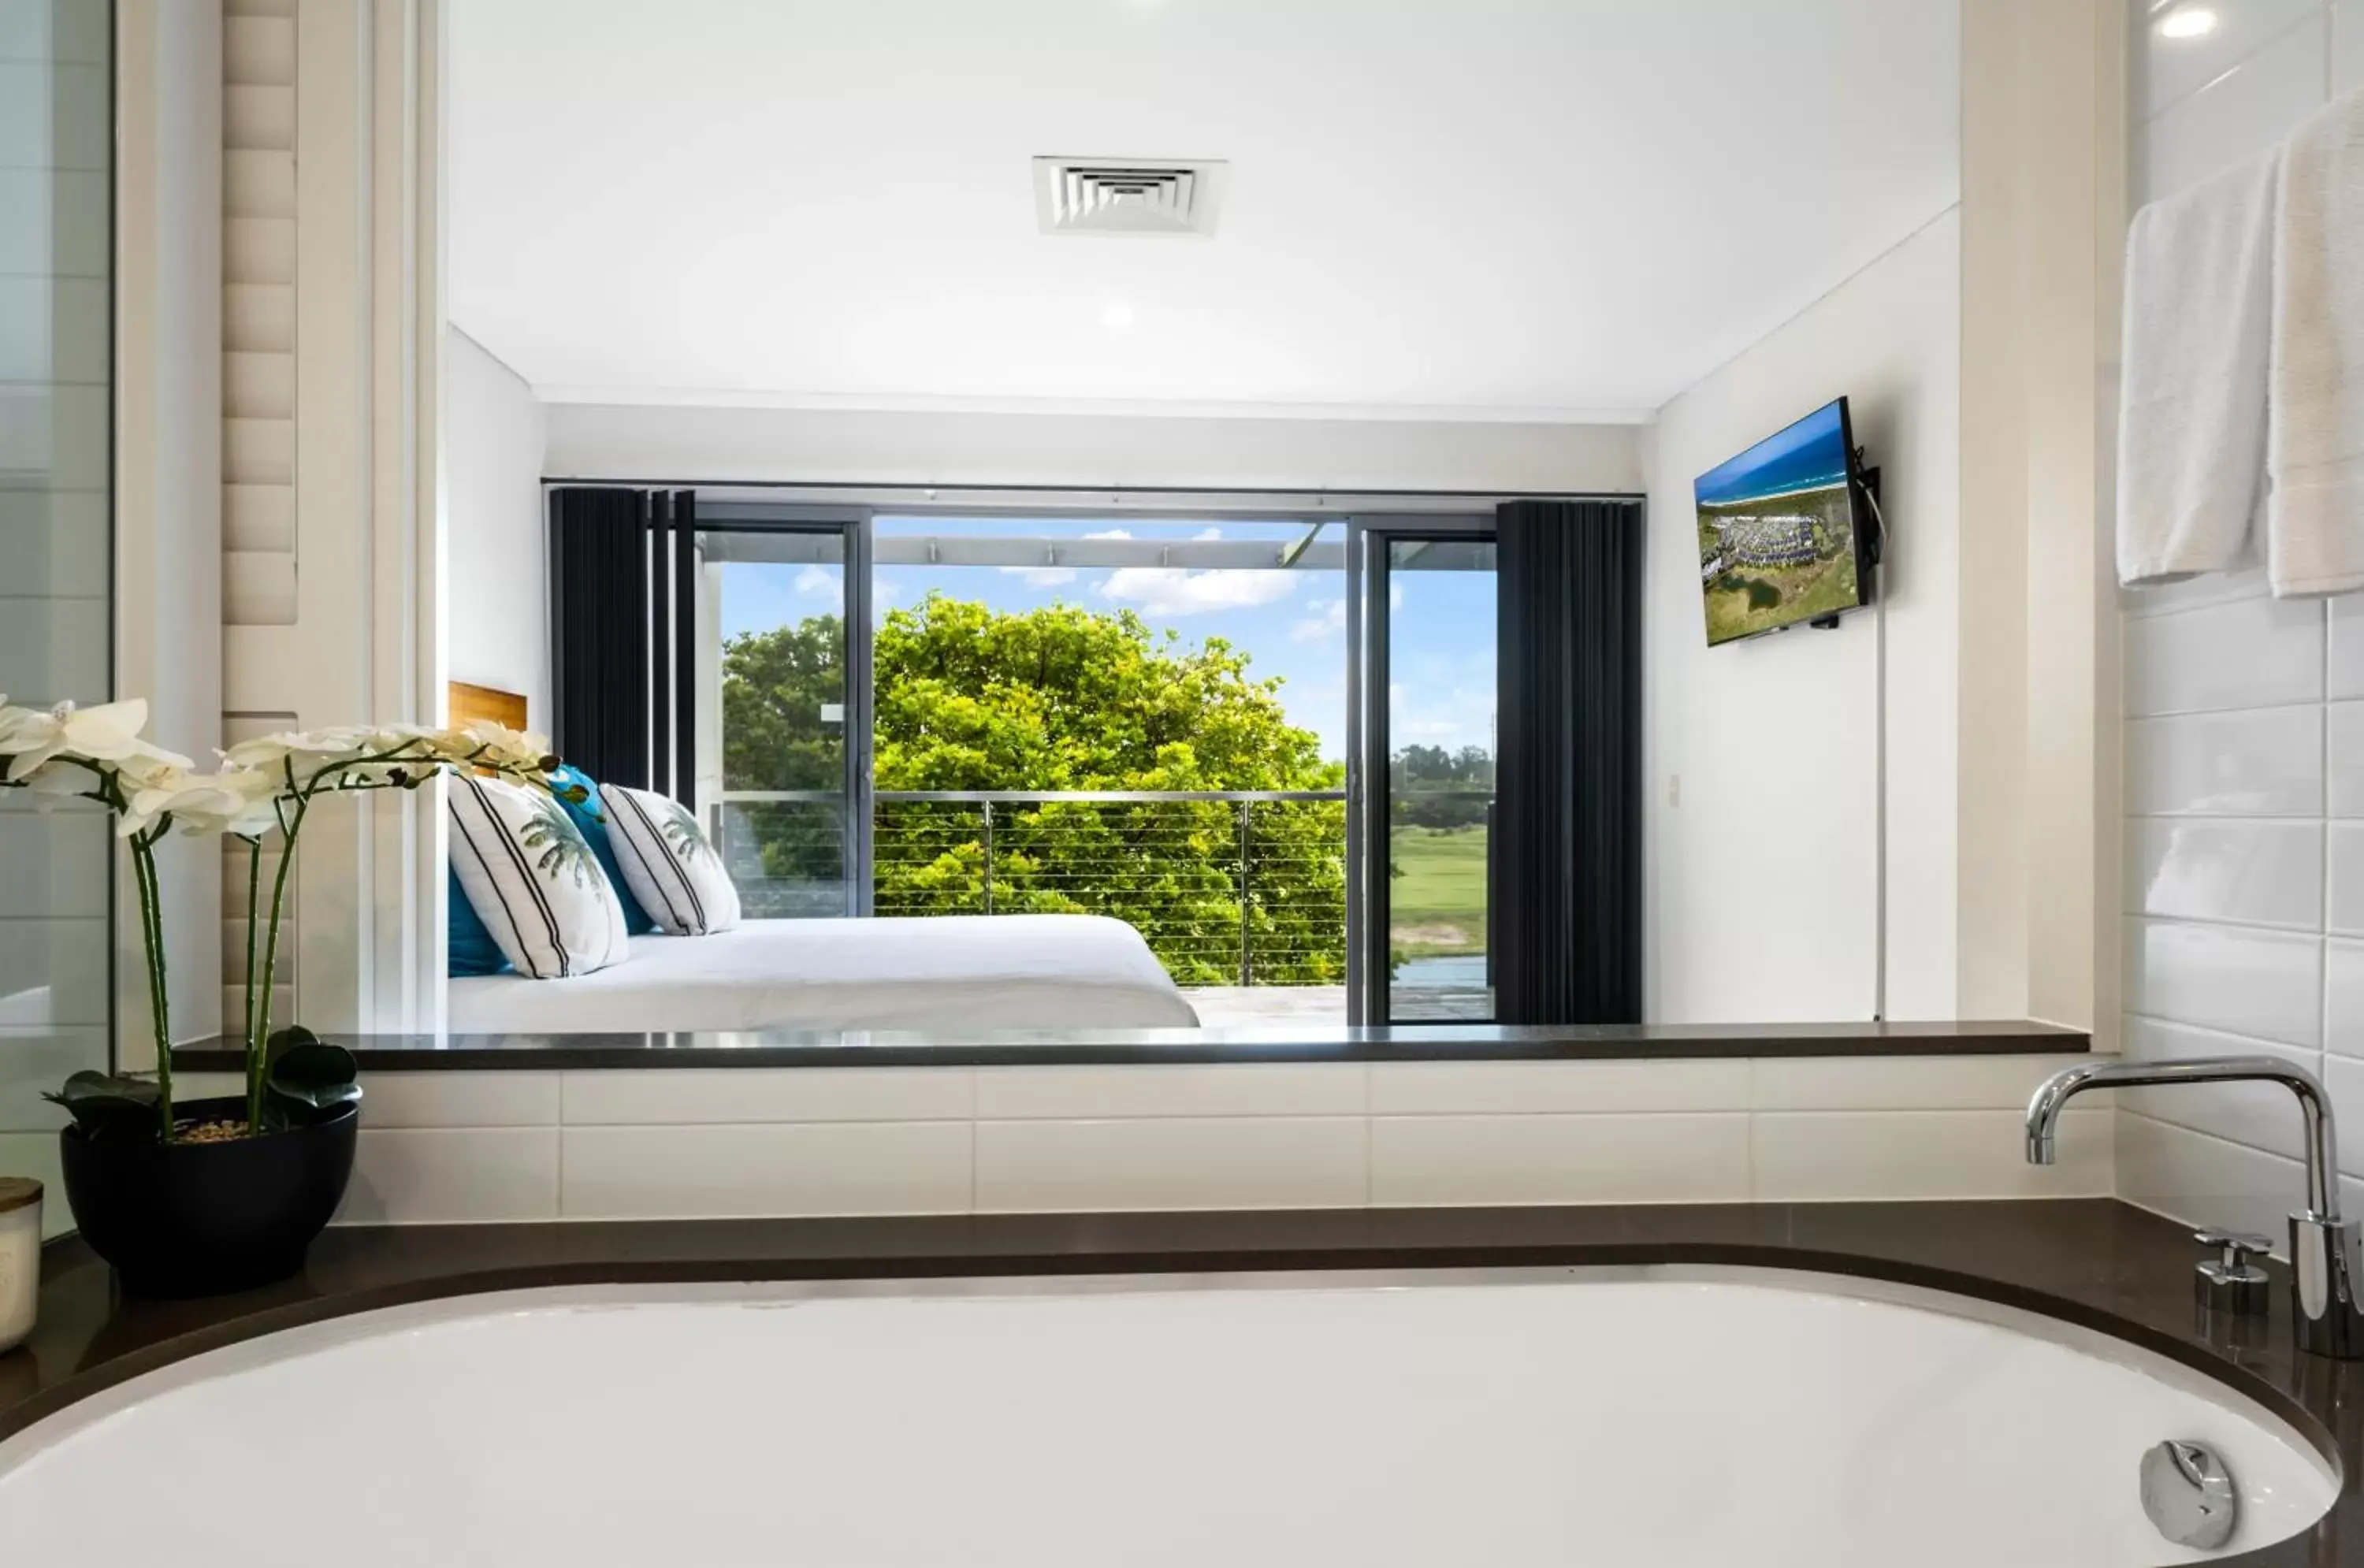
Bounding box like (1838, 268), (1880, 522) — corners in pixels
(1033, 158), (1227, 237)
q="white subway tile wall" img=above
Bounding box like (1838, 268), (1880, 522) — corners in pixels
(312, 1057), (2106, 1225)
(2125, 705), (2322, 816)
(0, 0), (110, 1239)
(1753, 1110), (2114, 1203)
(2120, 0), (2362, 1238)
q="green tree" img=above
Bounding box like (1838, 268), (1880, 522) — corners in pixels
(721, 594), (1347, 984)
(1390, 741), (1493, 829)
(721, 611), (846, 792)
(717, 611), (849, 911)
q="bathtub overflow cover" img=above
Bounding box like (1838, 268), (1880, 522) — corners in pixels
(2140, 1440), (2238, 1551)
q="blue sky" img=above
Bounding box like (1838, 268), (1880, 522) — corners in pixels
(718, 518), (1496, 762)
(1693, 397), (1849, 506)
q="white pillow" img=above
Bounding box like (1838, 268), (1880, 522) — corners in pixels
(448, 775), (630, 979)
(600, 784), (742, 936)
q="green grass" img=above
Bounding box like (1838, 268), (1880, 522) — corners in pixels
(1389, 825), (1488, 956)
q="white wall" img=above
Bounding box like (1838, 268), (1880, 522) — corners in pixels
(1643, 211), (1962, 1024)
(444, 327), (549, 726)
(2117, 0), (2364, 1242)
(543, 402), (1643, 496)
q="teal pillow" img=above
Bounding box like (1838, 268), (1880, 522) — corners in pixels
(550, 764), (658, 936)
(448, 864), (511, 976)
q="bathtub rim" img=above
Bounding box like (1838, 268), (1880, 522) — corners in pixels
(0, 1258), (2343, 1507)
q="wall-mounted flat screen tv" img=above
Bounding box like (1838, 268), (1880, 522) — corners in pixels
(1694, 396), (1875, 646)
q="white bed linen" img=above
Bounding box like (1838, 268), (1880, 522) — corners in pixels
(447, 915), (1200, 1033)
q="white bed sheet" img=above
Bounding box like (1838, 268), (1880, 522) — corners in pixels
(447, 914), (1200, 1034)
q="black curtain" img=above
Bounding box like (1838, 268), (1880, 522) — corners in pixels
(1494, 499), (1644, 1024)
(671, 490), (698, 808)
(549, 487), (697, 799)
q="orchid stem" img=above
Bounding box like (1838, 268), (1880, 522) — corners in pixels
(242, 834), (262, 1062)
(251, 794), (305, 1130)
(129, 827), (174, 1139)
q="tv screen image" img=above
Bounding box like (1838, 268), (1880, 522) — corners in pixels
(1693, 397), (1868, 645)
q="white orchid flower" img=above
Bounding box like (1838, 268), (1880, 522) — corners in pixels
(10, 747), (180, 809)
(439, 719), (555, 772)
(124, 767), (283, 839)
(116, 738), (199, 786)
(220, 726), (377, 771)
(0, 698), (191, 783)
(16, 757), (102, 800)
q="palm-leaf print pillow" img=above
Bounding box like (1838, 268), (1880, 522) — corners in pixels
(602, 784), (743, 937)
(448, 775), (631, 979)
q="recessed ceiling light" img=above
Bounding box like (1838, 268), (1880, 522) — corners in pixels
(1101, 301), (1136, 330)
(2156, 7), (2218, 39)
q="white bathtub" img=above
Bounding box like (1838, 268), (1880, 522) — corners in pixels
(0, 1267), (2336, 1567)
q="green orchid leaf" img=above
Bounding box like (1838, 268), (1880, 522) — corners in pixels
(263, 1039), (362, 1124)
(46, 1070), (163, 1139)
(262, 1023), (322, 1067)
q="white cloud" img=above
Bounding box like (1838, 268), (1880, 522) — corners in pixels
(873, 575), (905, 604)
(1289, 596), (1347, 642)
(1098, 567), (1299, 617)
(1383, 676), (1494, 749)
(1193, 526), (1222, 541)
(1084, 528), (1132, 541)
(793, 564), (838, 599)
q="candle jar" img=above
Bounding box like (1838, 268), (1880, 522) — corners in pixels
(0, 1177), (39, 1354)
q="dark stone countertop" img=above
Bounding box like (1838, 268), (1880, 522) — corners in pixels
(0, 1199), (2355, 1564)
(169, 1017), (2092, 1070)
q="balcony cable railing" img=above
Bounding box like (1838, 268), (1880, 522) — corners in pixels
(713, 789), (1348, 987)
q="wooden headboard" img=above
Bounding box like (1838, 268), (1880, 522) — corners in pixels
(448, 681), (529, 734)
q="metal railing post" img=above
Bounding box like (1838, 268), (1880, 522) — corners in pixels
(982, 800), (994, 915)
(1238, 797), (1252, 987)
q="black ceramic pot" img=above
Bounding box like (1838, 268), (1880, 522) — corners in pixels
(60, 1094), (359, 1298)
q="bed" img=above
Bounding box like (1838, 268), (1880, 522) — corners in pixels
(447, 914), (1202, 1034)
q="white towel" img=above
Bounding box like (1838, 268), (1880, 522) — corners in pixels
(2269, 87), (2364, 597)
(2116, 150), (2278, 587)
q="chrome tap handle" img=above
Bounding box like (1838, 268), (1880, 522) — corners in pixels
(2194, 1228), (2273, 1318)
(2195, 1228), (2273, 1269)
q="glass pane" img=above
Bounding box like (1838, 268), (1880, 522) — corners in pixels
(867, 515), (1349, 1026)
(0, 0), (112, 1234)
(703, 530), (850, 916)
(713, 799), (848, 918)
(1384, 538), (1496, 1023)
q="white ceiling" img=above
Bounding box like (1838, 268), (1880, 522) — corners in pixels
(448, 0), (1960, 423)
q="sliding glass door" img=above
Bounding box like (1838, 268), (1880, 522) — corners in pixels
(694, 511), (872, 916)
(657, 500), (1501, 1029)
(1353, 521), (1499, 1024)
